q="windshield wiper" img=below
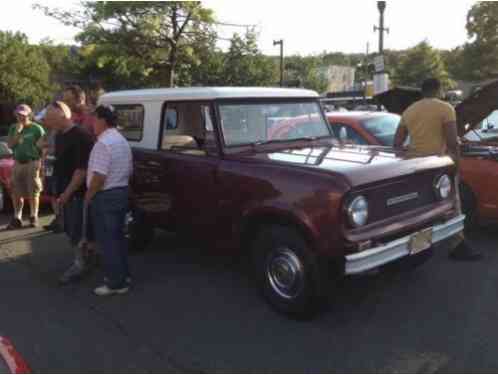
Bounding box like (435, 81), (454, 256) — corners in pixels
(252, 136), (332, 147)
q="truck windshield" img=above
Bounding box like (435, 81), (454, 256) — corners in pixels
(218, 101), (333, 147)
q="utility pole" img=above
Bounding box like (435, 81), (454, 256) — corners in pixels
(273, 39), (284, 87)
(374, 1), (389, 54)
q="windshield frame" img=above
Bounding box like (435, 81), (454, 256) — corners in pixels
(215, 97), (334, 152)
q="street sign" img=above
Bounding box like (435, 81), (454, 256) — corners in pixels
(374, 55), (384, 73)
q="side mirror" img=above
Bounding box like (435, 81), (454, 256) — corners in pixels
(339, 127), (348, 142)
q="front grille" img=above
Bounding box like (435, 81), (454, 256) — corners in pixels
(356, 170), (446, 224)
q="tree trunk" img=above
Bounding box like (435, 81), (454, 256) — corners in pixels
(167, 45), (177, 87)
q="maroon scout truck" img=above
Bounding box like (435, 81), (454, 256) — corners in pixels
(98, 87), (464, 318)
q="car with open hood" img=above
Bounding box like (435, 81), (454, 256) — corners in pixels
(321, 81), (498, 227)
(99, 87), (464, 318)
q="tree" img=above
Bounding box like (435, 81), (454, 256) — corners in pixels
(393, 41), (454, 89)
(462, 1), (498, 80)
(221, 31), (277, 87)
(35, 1), (215, 87)
(0, 31), (54, 108)
(285, 56), (329, 93)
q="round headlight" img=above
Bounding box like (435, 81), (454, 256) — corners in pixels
(435, 174), (452, 199)
(347, 196), (369, 227)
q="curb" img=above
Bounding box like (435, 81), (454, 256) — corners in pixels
(0, 337), (31, 374)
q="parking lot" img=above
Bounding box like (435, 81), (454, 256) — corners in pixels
(0, 213), (498, 373)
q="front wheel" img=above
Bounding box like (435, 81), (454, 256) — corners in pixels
(251, 225), (323, 319)
(125, 209), (154, 252)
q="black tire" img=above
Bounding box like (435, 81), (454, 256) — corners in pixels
(0, 185), (12, 214)
(460, 182), (478, 231)
(251, 224), (323, 319)
(126, 209), (154, 252)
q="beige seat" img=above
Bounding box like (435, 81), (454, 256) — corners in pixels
(162, 135), (197, 150)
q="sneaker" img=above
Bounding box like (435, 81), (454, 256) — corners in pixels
(104, 277), (132, 285)
(449, 241), (482, 261)
(94, 285), (129, 296)
(58, 264), (87, 285)
(6, 218), (22, 230)
(29, 216), (39, 228)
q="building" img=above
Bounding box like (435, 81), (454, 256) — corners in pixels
(321, 65), (356, 93)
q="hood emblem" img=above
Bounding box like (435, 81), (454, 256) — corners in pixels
(387, 192), (419, 207)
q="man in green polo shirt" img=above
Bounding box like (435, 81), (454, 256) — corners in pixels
(7, 104), (45, 229)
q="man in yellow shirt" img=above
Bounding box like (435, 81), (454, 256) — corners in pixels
(394, 78), (481, 261)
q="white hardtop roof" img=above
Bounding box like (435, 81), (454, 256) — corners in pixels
(100, 87), (319, 103)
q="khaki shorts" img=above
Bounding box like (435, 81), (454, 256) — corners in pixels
(12, 160), (43, 198)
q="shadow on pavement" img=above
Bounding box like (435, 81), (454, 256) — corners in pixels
(1, 215), (498, 373)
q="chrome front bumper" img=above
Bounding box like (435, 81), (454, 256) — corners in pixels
(344, 215), (465, 275)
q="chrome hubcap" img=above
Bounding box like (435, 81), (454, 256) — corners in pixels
(266, 248), (304, 299)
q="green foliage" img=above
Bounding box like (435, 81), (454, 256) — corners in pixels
(285, 55), (329, 93)
(220, 31), (277, 87)
(0, 31), (54, 108)
(392, 41), (455, 89)
(36, 1), (216, 87)
(462, 1), (498, 80)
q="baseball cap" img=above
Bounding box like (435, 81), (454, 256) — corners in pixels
(14, 104), (32, 117)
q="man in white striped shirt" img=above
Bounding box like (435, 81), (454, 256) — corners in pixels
(85, 105), (133, 296)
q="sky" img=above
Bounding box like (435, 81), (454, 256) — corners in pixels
(0, 0), (477, 55)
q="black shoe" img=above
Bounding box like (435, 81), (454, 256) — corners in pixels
(43, 217), (62, 233)
(6, 218), (22, 230)
(449, 241), (482, 261)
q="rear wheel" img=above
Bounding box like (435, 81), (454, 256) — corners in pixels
(125, 209), (154, 252)
(251, 224), (323, 319)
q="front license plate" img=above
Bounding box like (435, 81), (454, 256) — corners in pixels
(409, 229), (432, 255)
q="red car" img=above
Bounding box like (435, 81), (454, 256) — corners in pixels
(0, 337), (30, 374)
(320, 82), (498, 227)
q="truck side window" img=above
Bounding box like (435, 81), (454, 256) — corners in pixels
(114, 104), (145, 141)
(161, 102), (217, 156)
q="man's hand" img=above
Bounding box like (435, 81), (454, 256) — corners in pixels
(57, 191), (71, 206)
(15, 122), (24, 134)
(84, 191), (93, 206)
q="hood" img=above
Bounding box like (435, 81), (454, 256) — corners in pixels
(374, 80), (498, 137)
(228, 145), (453, 187)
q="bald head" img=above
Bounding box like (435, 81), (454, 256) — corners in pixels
(44, 101), (73, 131)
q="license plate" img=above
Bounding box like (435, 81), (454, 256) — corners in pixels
(409, 229), (432, 255)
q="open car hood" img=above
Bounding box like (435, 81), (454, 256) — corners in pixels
(374, 80), (498, 137)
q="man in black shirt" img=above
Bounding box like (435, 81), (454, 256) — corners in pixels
(44, 101), (95, 284)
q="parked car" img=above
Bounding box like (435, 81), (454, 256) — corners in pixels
(0, 336), (31, 373)
(99, 87), (464, 317)
(322, 80), (498, 227)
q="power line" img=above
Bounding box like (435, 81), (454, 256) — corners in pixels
(214, 21), (256, 29)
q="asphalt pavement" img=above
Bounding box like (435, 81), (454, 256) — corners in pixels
(1, 213), (498, 373)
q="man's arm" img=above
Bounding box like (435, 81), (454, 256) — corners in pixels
(443, 121), (460, 166)
(7, 124), (22, 149)
(58, 169), (86, 205)
(393, 123), (408, 149)
(84, 172), (107, 204)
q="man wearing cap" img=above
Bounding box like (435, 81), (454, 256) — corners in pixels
(85, 105), (133, 296)
(6, 104), (45, 229)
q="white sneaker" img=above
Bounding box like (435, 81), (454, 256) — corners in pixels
(94, 285), (129, 296)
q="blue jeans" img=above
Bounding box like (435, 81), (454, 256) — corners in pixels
(90, 188), (130, 289)
(63, 195), (94, 247)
